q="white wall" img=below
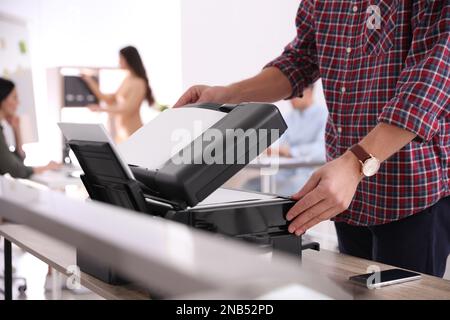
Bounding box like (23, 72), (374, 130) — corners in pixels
(180, 0), (326, 114)
(0, 13), (38, 146)
(181, 0), (299, 85)
(180, 0), (300, 115)
(0, 0), (183, 164)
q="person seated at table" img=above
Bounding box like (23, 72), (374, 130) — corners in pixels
(82, 46), (156, 143)
(0, 78), (60, 178)
(244, 84), (328, 195)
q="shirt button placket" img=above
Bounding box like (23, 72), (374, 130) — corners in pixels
(339, 3), (357, 149)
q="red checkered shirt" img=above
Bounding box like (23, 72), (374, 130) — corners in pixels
(266, 0), (450, 226)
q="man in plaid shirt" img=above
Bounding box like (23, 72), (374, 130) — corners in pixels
(175, 0), (449, 277)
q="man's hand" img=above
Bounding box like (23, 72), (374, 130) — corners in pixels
(267, 146), (292, 158)
(173, 85), (234, 108)
(286, 151), (362, 235)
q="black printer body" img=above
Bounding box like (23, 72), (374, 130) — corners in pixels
(67, 103), (318, 285)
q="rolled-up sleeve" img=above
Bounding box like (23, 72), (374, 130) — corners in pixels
(264, 0), (320, 99)
(378, 1), (450, 143)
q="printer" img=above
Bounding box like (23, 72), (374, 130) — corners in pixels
(63, 103), (319, 284)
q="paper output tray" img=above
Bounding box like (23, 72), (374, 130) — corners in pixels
(68, 140), (149, 212)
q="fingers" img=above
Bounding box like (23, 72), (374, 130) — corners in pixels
(294, 207), (336, 236)
(278, 146), (291, 158)
(290, 171), (321, 201)
(173, 86), (205, 108)
(288, 200), (333, 234)
(173, 91), (195, 108)
(286, 187), (324, 221)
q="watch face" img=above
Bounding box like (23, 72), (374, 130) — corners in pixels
(363, 158), (380, 177)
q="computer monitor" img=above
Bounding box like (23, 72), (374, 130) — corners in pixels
(63, 75), (98, 107)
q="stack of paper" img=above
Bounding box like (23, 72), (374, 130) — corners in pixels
(117, 108), (226, 169)
(197, 188), (278, 207)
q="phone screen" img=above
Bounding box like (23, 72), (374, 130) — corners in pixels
(349, 269), (421, 288)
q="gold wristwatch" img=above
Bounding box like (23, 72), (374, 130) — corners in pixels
(349, 144), (380, 177)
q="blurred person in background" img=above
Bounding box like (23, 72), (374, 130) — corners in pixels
(245, 85), (328, 195)
(0, 78), (60, 178)
(82, 46), (155, 143)
(269, 85), (327, 194)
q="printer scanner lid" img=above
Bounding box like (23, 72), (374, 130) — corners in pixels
(129, 102), (288, 209)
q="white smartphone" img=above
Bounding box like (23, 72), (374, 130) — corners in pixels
(349, 268), (422, 289)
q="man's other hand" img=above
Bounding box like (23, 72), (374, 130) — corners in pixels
(286, 151), (363, 235)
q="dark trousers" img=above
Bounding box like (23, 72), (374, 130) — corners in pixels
(335, 197), (450, 277)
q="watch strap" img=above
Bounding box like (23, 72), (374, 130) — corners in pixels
(350, 144), (371, 163)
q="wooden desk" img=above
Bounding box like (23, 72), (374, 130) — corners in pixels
(0, 224), (148, 300)
(2, 223), (450, 300)
(302, 249), (450, 300)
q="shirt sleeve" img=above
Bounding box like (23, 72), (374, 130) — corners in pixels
(0, 131), (33, 179)
(264, 0), (320, 99)
(378, 1), (450, 143)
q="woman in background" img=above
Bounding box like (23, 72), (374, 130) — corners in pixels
(0, 78), (59, 178)
(82, 46), (155, 143)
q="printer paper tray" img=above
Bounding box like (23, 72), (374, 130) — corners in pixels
(190, 197), (292, 212)
(144, 188), (291, 211)
(193, 188), (287, 208)
(163, 189), (294, 238)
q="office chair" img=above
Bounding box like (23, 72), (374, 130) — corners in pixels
(0, 276), (27, 296)
(0, 237), (27, 297)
